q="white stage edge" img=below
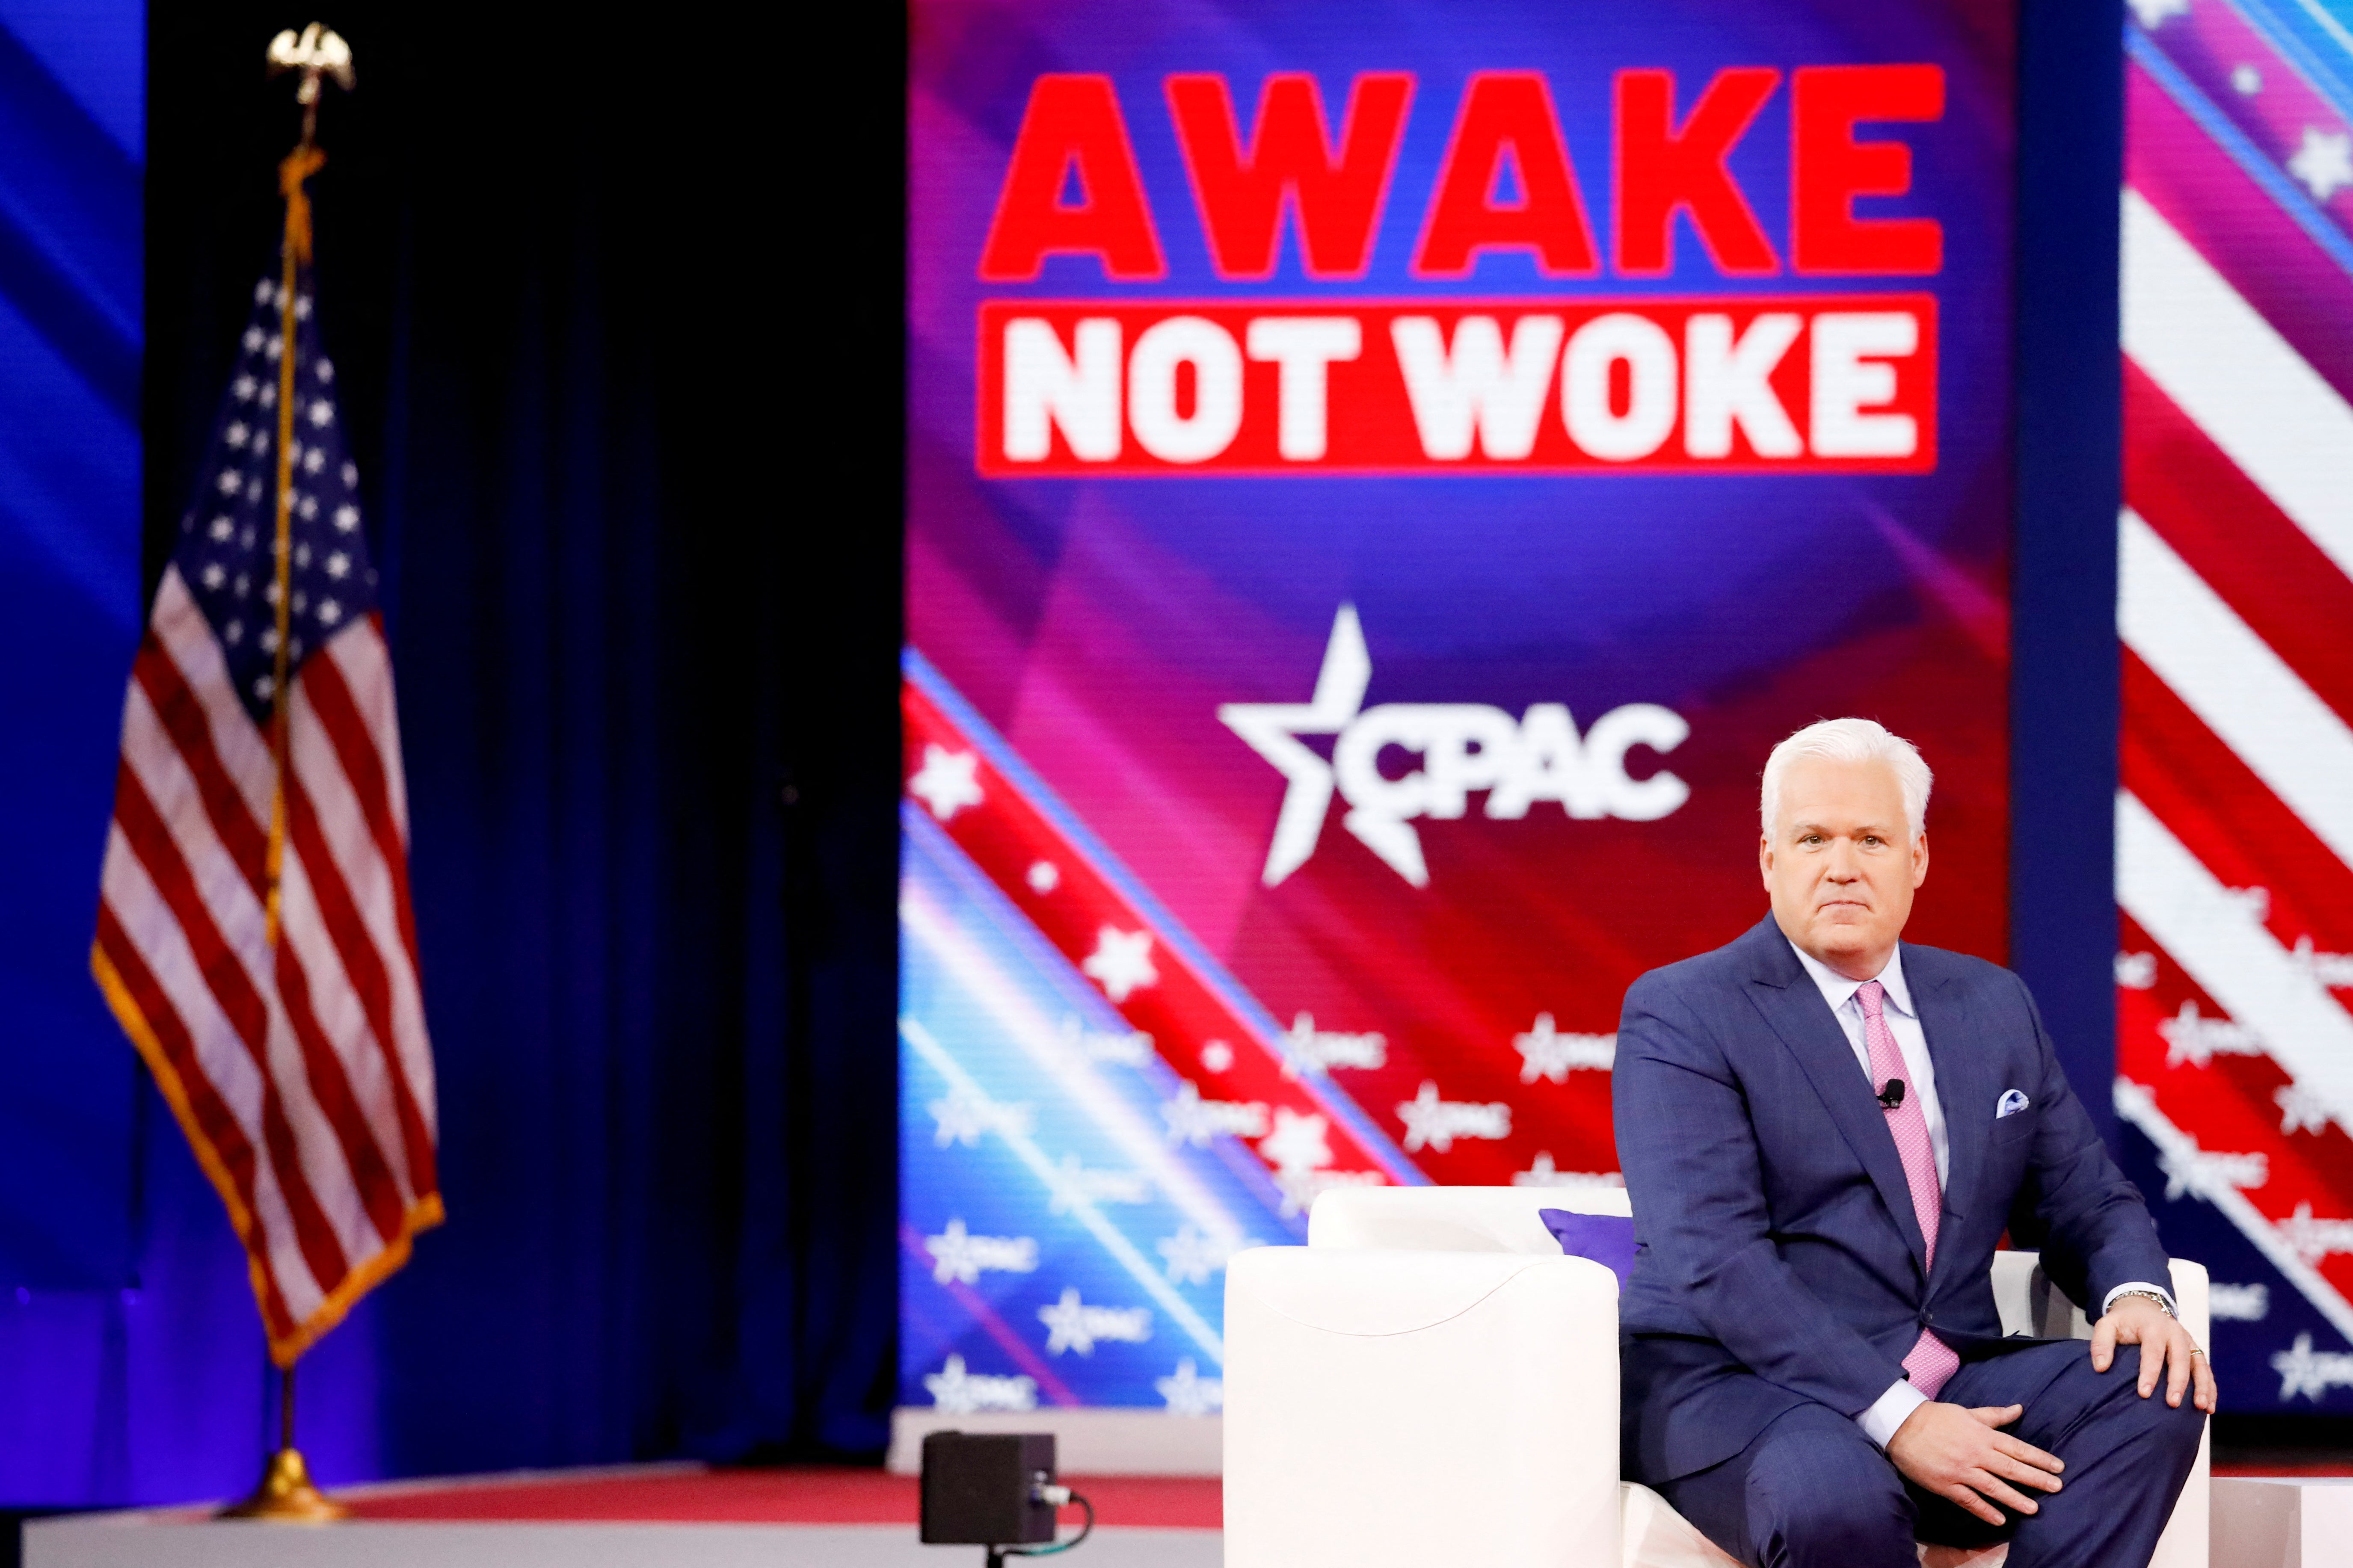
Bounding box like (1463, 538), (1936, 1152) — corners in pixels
(887, 1406), (1222, 1476)
(2212, 1477), (2353, 1568)
(24, 1518), (1219, 1568)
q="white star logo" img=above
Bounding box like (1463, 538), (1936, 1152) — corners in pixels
(1257, 1106), (1332, 1174)
(233, 375), (258, 402)
(2288, 125), (2353, 203)
(1037, 1287), (1151, 1355)
(2126, 0), (2189, 28)
(1396, 1080), (1511, 1154)
(309, 399), (335, 427)
(318, 600), (343, 627)
(2272, 1333), (2353, 1402)
(1154, 1358), (1225, 1416)
(924, 1218), (1040, 1285)
(927, 1084), (1031, 1148)
(908, 743), (983, 821)
(225, 422), (249, 448)
(2279, 1082), (2334, 1136)
(1081, 925), (1158, 1001)
(326, 552), (350, 580)
(334, 505), (360, 533)
(302, 446), (325, 474)
(1511, 1151), (1627, 1190)
(1513, 1013), (1618, 1083)
(1156, 1224), (1251, 1286)
(200, 563), (226, 590)
(242, 326), (265, 353)
(1218, 604), (1373, 887)
(1038, 1288), (1097, 1355)
(923, 1354), (1038, 1415)
(209, 515), (234, 541)
(216, 469), (242, 496)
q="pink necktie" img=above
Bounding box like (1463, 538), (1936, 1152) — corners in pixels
(1860, 980), (1959, 1400)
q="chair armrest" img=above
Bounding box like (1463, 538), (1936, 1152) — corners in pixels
(1992, 1252), (2214, 1345)
(1308, 1183), (1628, 1253)
(1224, 1246), (1620, 1568)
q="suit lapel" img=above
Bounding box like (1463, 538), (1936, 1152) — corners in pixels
(1914, 956), (1992, 1287)
(1738, 921), (1929, 1278)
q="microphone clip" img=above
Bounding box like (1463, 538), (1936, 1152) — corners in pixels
(1876, 1078), (1907, 1112)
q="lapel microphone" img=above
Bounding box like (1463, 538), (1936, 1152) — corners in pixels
(1877, 1078), (1906, 1111)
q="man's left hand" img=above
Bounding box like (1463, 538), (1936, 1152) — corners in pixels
(2090, 1294), (2217, 1413)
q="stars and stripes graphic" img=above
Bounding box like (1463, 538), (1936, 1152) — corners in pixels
(2117, 0), (2353, 1402)
(904, 651), (1423, 1214)
(92, 255), (439, 1366)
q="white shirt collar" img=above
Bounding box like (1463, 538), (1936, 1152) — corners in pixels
(1786, 936), (1916, 1020)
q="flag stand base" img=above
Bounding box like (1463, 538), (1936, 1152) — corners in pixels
(218, 1447), (347, 1522)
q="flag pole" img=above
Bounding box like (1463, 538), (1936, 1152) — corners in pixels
(218, 21), (355, 1527)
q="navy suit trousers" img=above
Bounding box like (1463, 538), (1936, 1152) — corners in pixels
(1655, 1342), (2205, 1568)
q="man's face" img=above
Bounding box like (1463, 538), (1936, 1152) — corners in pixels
(1760, 755), (1929, 979)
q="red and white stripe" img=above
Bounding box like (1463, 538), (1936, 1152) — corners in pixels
(93, 566), (439, 1363)
(2116, 187), (2353, 1335)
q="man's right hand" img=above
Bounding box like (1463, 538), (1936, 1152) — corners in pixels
(1886, 1401), (2065, 1525)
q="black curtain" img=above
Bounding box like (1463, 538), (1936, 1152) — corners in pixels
(144, 2), (902, 1469)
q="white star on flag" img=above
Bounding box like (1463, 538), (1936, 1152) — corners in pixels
(1155, 1358), (1225, 1416)
(908, 743), (983, 821)
(1081, 925), (1158, 1001)
(2287, 126), (2353, 203)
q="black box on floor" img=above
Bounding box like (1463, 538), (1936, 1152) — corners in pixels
(920, 1431), (1058, 1544)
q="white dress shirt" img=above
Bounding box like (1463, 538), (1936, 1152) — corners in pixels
(1783, 938), (2175, 1448)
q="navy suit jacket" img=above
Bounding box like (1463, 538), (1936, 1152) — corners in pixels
(1613, 915), (2172, 1483)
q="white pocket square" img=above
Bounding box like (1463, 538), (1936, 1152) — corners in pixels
(1996, 1089), (2030, 1119)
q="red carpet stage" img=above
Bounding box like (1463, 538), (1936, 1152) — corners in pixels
(24, 1465), (1224, 1567)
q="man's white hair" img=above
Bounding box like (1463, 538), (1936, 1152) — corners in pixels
(1760, 718), (1933, 842)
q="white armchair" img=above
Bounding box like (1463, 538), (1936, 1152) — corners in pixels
(1224, 1185), (2209, 1568)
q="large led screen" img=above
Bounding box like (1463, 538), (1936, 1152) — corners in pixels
(904, 0), (2018, 1421)
(2111, 0), (2353, 1413)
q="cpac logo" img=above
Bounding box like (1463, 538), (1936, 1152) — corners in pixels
(1220, 604), (1689, 886)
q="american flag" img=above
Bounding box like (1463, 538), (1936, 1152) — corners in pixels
(92, 257), (440, 1365)
(2113, 2), (2353, 1403)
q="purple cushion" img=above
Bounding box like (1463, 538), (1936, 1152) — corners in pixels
(1538, 1209), (1636, 1292)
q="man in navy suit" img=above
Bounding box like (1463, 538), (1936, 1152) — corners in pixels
(1614, 718), (2212, 1568)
